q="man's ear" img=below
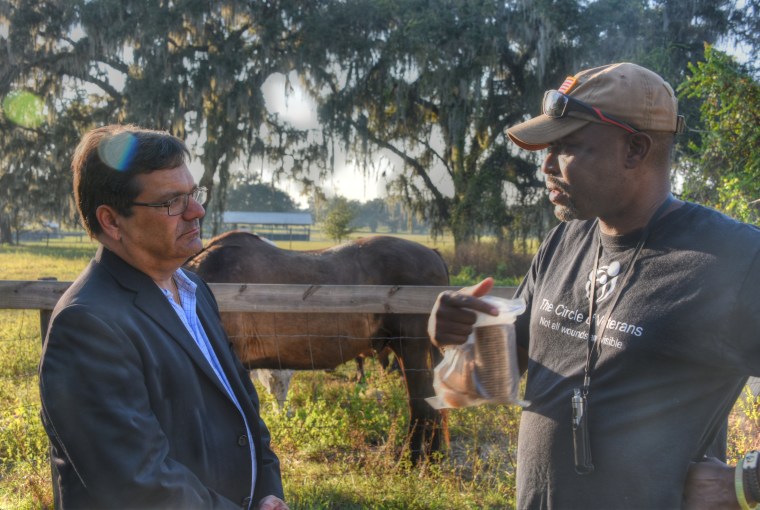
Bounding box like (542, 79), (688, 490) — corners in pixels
(624, 132), (652, 169)
(95, 205), (122, 243)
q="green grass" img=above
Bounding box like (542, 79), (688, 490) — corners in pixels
(1, 235), (757, 509)
(0, 308), (53, 509)
(0, 237), (97, 281)
(261, 361), (520, 509)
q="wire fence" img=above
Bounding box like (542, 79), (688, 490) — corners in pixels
(2, 281), (759, 509)
(0, 306), (427, 443)
(0, 284), (483, 510)
(0, 282), (518, 472)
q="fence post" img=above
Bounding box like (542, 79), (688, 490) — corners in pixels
(37, 277), (57, 343)
(37, 276), (59, 509)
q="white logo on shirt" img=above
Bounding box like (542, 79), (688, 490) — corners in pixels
(585, 260), (621, 303)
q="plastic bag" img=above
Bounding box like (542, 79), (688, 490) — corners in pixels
(426, 296), (528, 409)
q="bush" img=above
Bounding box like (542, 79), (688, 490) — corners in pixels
(439, 240), (532, 286)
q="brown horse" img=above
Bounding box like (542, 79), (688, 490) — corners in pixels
(184, 231), (450, 461)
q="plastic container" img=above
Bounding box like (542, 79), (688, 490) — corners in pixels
(427, 296), (528, 409)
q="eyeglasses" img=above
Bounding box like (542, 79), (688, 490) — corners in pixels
(131, 186), (207, 216)
(543, 90), (639, 134)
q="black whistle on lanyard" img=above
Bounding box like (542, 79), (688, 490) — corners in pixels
(572, 388), (594, 475)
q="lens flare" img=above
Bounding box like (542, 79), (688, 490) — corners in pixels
(2, 90), (46, 128)
(98, 132), (138, 171)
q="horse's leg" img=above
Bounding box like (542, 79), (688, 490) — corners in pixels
(388, 315), (448, 464)
(354, 356), (366, 383)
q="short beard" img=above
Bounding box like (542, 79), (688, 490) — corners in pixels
(554, 203), (580, 222)
(546, 177), (580, 222)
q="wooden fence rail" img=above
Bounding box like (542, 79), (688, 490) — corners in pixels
(0, 280), (518, 314)
(0, 280), (518, 340)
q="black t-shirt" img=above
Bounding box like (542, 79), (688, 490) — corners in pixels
(514, 202), (760, 510)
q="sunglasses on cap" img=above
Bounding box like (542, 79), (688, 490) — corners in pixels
(543, 90), (640, 134)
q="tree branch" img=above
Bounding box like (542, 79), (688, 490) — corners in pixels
(350, 116), (449, 222)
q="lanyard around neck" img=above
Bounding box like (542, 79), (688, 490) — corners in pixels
(582, 195), (674, 396)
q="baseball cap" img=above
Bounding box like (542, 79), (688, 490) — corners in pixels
(507, 63), (683, 151)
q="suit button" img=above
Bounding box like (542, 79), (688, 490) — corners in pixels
(241, 496), (251, 508)
(237, 434), (248, 447)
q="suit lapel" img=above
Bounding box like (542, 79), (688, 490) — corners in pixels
(193, 282), (257, 414)
(191, 274), (266, 457)
(98, 248), (231, 399)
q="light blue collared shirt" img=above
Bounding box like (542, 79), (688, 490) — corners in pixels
(160, 269), (256, 508)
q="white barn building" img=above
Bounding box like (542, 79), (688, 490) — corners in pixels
(222, 211), (313, 241)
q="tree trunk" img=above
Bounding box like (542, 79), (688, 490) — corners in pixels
(0, 215), (12, 244)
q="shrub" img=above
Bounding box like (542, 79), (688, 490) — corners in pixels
(439, 240), (532, 285)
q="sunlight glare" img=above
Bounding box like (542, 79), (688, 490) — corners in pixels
(98, 132), (138, 171)
(2, 90), (46, 128)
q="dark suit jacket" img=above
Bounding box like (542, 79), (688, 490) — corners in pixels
(39, 247), (284, 509)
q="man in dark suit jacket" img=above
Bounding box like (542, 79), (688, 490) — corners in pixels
(39, 125), (289, 509)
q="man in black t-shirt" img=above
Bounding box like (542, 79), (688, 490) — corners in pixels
(428, 63), (760, 509)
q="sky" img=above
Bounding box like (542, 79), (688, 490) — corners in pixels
(191, 71), (392, 207)
(234, 70), (464, 208)
(2, 16), (752, 209)
(243, 37), (753, 209)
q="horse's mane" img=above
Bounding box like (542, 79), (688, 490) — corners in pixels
(184, 230), (265, 266)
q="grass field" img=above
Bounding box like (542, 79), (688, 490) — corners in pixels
(0, 234), (757, 509)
